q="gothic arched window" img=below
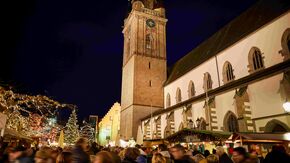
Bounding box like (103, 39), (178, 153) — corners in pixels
(224, 111), (239, 132)
(223, 61), (235, 83)
(188, 81), (195, 98)
(176, 88), (182, 103)
(248, 47), (264, 73)
(166, 93), (171, 108)
(203, 72), (212, 92)
(281, 28), (290, 61)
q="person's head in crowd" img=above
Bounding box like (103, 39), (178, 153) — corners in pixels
(56, 151), (73, 163)
(94, 151), (114, 163)
(232, 147), (247, 163)
(170, 144), (186, 160)
(192, 153), (205, 163)
(272, 145), (286, 153)
(206, 154), (219, 163)
(142, 147), (152, 154)
(76, 137), (89, 151)
(9, 146), (26, 162)
(204, 150), (210, 157)
(158, 144), (168, 152)
(34, 150), (49, 163)
(216, 146), (225, 157)
(135, 144), (142, 149)
(124, 147), (140, 161)
(152, 153), (166, 163)
(41, 146), (53, 153)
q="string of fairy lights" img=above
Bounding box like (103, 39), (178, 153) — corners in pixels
(0, 87), (76, 141)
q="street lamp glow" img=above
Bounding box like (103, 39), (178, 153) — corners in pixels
(283, 101), (290, 113)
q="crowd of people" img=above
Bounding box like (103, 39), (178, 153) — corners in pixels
(1, 137), (290, 163)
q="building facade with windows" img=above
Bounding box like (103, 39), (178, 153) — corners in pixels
(120, 0), (290, 143)
(98, 102), (121, 146)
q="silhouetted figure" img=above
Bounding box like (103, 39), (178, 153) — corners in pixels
(264, 145), (290, 163)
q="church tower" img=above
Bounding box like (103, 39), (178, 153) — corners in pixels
(120, 0), (167, 140)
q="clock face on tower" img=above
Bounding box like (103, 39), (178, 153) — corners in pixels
(146, 19), (156, 28)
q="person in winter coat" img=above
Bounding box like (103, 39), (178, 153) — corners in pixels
(216, 146), (233, 163)
(135, 145), (147, 163)
(157, 144), (172, 163)
(264, 145), (290, 163)
(122, 147), (140, 163)
(71, 138), (90, 163)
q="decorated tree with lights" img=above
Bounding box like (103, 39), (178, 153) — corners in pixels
(80, 121), (95, 143)
(0, 86), (77, 137)
(64, 109), (80, 145)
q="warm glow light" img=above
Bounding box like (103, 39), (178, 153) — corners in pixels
(283, 102), (290, 113)
(283, 133), (290, 141)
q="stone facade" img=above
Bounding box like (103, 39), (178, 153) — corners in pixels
(120, 0), (167, 140)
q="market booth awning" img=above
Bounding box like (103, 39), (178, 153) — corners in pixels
(3, 128), (32, 141)
(165, 129), (232, 143)
(229, 132), (290, 144)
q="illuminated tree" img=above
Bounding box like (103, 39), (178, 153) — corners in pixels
(80, 121), (95, 143)
(64, 109), (80, 145)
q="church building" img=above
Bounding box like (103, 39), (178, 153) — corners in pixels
(120, 0), (290, 143)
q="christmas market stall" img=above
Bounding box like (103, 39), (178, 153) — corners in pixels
(227, 132), (290, 157)
(3, 128), (33, 142)
(165, 128), (231, 152)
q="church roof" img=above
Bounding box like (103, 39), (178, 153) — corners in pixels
(165, 0), (290, 85)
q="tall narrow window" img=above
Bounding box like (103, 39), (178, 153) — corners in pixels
(146, 34), (152, 49)
(166, 93), (171, 108)
(176, 88), (182, 103)
(224, 111), (239, 132)
(188, 81), (195, 98)
(203, 73), (212, 92)
(248, 47), (264, 73)
(149, 80), (152, 87)
(149, 62), (151, 69)
(223, 62), (235, 83)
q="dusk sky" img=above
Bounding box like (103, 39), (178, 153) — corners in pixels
(1, 0), (257, 120)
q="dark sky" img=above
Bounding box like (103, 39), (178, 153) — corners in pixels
(1, 0), (257, 120)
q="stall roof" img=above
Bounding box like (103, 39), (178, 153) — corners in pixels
(4, 128), (32, 141)
(165, 129), (231, 143)
(231, 132), (290, 142)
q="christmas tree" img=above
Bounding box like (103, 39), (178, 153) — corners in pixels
(64, 109), (79, 145)
(80, 121), (95, 143)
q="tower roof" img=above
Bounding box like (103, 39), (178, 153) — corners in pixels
(165, 0), (290, 85)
